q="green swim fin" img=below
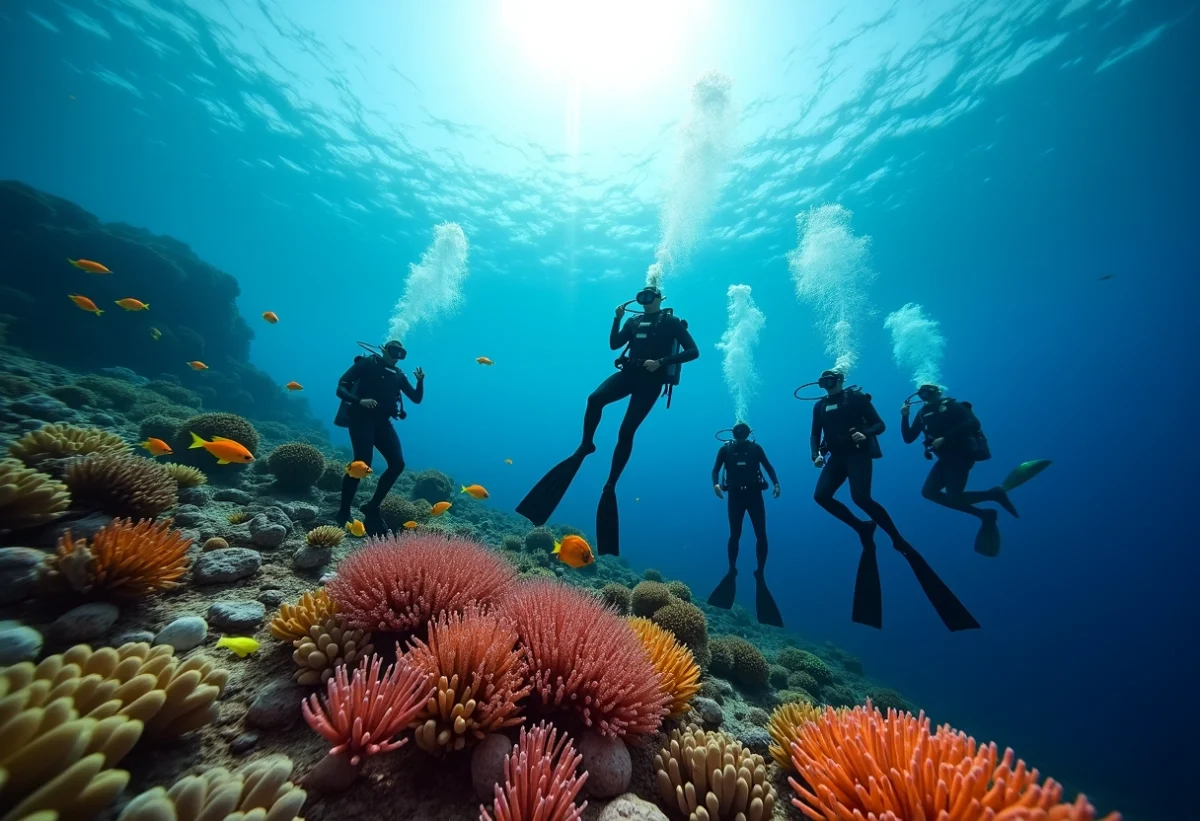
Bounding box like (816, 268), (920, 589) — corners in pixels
(707, 569), (737, 609)
(999, 459), (1052, 492)
(974, 514), (1001, 557)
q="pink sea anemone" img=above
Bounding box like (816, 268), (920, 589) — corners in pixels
(480, 721), (587, 821)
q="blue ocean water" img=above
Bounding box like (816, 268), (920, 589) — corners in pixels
(2, 0), (1196, 818)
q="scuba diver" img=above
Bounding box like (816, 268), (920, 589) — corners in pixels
(902, 384), (1049, 556)
(806, 369), (979, 631)
(517, 284), (698, 555)
(707, 422), (783, 627)
(332, 340), (424, 534)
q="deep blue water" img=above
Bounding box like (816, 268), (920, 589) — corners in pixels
(2, 1), (1197, 818)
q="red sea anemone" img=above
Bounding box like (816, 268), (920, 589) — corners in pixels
(499, 580), (668, 738)
(326, 533), (518, 634)
(480, 721), (587, 821)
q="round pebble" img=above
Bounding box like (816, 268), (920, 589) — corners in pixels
(578, 730), (632, 798)
(51, 602), (119, 642)
(154, 616), (208, 651)
(207, 601), (265, 632)
(0, 621), (43, 665)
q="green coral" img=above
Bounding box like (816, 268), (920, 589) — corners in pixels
(145, 380), (202, 408)
(138, 415), (183, 444)
(708, 638), (735, 679)
(630, 580), (673, 617)
(501, 535), (524, 553)
(776, 648), (834, 685)
(865, 687), (910, 713)
(788, 670), (820, 694)
(769, 665), (789, 689)
(747, 707), (770, 727)
(698, 680), (724, 705)
(378, 494), (432, 529)
(665, 580), (692, 602)
(266, 442), (326, 491)
(822, 684), (857, 708)
(0, 375), (36, 398)
(598, 583), (632, 615)
(721, 636), (770, 689)
(642, 568), (664, 582)
(774, 689), (817, 706)
(45, 385), (96, 408)
(317, 460), (345, 491)
(651, 600), (708, 654)
(410, 468), (453, 503)
(524, 526), (555, 554)
(522, 566), (556, 580)
(75, 375), (140, 410)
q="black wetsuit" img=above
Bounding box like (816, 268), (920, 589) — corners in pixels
(810, 389), (909, 549)
(902, 398), (993, 518)
(712, 440), (778, 572)
(582, 310), (698, 489)
(335, 355), (423, 516)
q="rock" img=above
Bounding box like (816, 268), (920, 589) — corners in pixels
(249, 507), (291, 548)
(48, 512), (114, 544)
(246, 681), (307, 730)
(304, 753), (361, 792)
(693, 697), (723, 727)
(711, 678), (735, 697)
(208, 601), (265, 632)
(213, 488), (253, 504)
(283, 503), (318, 522)
(230, 733), (259, 754)
(0, 547), (46, 605)
(257, 589), (286, 608)
(51, 602), (119, 642)
(193, 548), (261, 584)
(115, 630), (156, 645)
(471, 734), (514, 800)
(11, 394), (74, 422)
(292, 544), (333, 570)
(578, 730), (631, 798)
(318, 571), (337, 585)
(202, 537), (229, 552)
(154, 616), (208, 651)
(172, 504), (205, 528)
(734, 724), (772, 757)
(88, 412), (118, 427)
(0, 621), (43, 665)
(177, 485), (212, 507)
(597, 794), (670, 821)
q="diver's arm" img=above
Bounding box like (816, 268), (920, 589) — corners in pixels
(610, 317), (634, 350)
(809, 404), (823, 460)
(859, 398), (886, 437)
(711, 448), (726, 486)
(335, 361), (365, 403)
(757, 445), (780, 484)
(901, 411), (923, 444)
(659, 320), (700, 365)
(399, 373), (423, 404)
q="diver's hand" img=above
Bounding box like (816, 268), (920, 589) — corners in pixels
(930, 437), (944, 450)
(901, 402), (911, 417)
(713, 484), (724, 499)
(850, 430), (867, 443)
(773, 484), (781, 498)
(359, 398), (378, 409)
(413, 367), (425, 381)
(643, 359), (661, 373)
(813, 456), (825, 468)
(615, 304), (625, 320)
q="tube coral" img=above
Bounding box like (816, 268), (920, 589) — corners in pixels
(117, 756), (306, 821)
(499, 580), (668, 738)
(788, 704), (1121, 821)
(49, 518), (192, 598)
(326, 534), (517, 634)
(767, 701), (826, 769)
(628, 617), (701, 719)
(270, 589), (339, 642)
(301, 652), (432, 766)
(0, 457), (71, 532)
(655, 725), (776, 821)
(480, 721), (587, 821)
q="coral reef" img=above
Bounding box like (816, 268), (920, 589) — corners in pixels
(291, 615), (374, 687)
(788, 705), (1118, 821)
(173, 411), (260, 467)
(138, 414), (183, 444)
(63, 454), (178, 520)
(267, 442), (326, 491)
(269, 589), (340, 642)
(630, 580), (674, 617)
(767, 701), (825, 768)
(651, 600), (708, 656)
(523, 526), (555, 554)
(598, 582), (632, 615)
(410, 468), (453, 503)
(406, 606), (531, 754)
(654, 726), (776, 821)
(46, 384), (96, 408)
(787, 669), (820, 694)
(628, 617), (701, 719)
(378, 494), (433, 529)
(776, 648), (834, 685)
(481, 722), (588, 821)
(709, 636), (769, 689)
(306, 524), (346, 548)
(161, 463), (206, 488)
(8, 423), (129, 469)
(116, 756), (306, 821)
(48, 518), (192, 598)
(665, 580), (692, 602)
(0, 457), (71, 532)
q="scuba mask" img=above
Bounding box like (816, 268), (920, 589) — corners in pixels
(715, 424), (754, 442)
(383, 342), (407, 361)
(635, 286), (662, 306)
(817, 370), (844, 390)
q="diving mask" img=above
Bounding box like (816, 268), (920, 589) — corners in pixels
(635, 287), (662, 306)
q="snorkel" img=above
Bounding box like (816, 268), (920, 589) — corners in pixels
(905, 383), (941, 407)
(794, 370), (853, 399)
(622, 285), (664, 315)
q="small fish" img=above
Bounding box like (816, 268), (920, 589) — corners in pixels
(141, 437), (172, 457)
(403, 520), (418, 529)
(115, 297), (150, 311)
(430, 501), (452, 517)
(68, 94), (77, 101)
(215, 636), (259, 658)
(635, 497), (640, 502)
(553, 535), (595, 569)
(188, 431), (254, 464)
(68, 258), (111, 274)
(285, 381), (303, 391)
(68, 294), (103, 315)
(460, 484), (489, 500)
(504, 458), (513, 465)
(187, 361), (208, 371)
(150, 327), (162, 341)
(345, 460), (372, 479)
(476, 356), (495, 366)
(345, 519), (366, 537)
(262, 311), (279, 324)
(1099, 274), (1115, 281)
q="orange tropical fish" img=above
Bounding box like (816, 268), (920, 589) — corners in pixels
(187, 361), (208, 371)
(262, 311), (279, 324)
(285, 381), (303, 391)
(68, 258), (111, 274)
(460, 484), (489, 500)
(345, 519), (366, 537)
(140, 437), (172, 457)
(553, 535), (594, 569)
(430, 501), (452, 517)
(68, 294), (103, 315)
(345, 461), (372, 479)
(403, 521), (418, 529)
(115, 297), (150, 311)
(476, 356), (494, 366)
(188, 431), (254, 465)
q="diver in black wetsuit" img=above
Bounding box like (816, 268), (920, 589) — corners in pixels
(517, 284), (699, 556)
(707, 422), (783, 626)
(332, 340), (424, 531)
(809, 369), (978, 631)
(902, 384), (1019, 555)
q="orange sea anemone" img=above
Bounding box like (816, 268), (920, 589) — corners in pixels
(627, 616), (701, 719)
(789, 704), (1121, 821)
(480, 721), (587, 821)
(49, 518), (191, 597)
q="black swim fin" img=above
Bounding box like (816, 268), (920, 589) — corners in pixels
(754, 570), (784, 627)
(974, 514), (1001, 557)
(363, 509), (388, 538)
(596, 485), (619, 556)
(852, 523), (882, 629)
(707, 569), (737, 609)
(516, 448), (589, 526)
(898, 544), (980, 631)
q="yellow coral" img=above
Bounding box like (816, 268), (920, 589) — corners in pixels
(116, 755), (306, 821)
(270, 589), (338, 642)
(767, 701), (825, 769)
(628, 617), (701, 719)
(0, 458), (71, 532)
(8, 423), (129, 469)
(305, 525), (345, 549)
(655, 726), (776, 821)
(49, 518), (192, 598)
(291, 615), (373, 686)
(227, 510), (250, 524)
(161, 463), (207, 488)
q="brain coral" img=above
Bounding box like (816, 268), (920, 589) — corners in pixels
(379, 494), (433, 529)
(0, 457), (71, 532)
(9, 423), (129, 469)
(523, 526), (555, 553)
(63, 454), (178, 520)
(267, 442), (326, 491)
(630, 580), (673, 617)
(598, 582), (632, 615)
(410, 468), (453, 503)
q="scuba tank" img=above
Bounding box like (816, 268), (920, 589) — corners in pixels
(614, 309), (688, 408)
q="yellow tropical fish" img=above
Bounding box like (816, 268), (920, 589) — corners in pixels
(553, 535), (594, 569)
(461, 484), (489, 500)
(345, 519), (366, 537)
(345, 460), (372, 479)
(403, 520), (418, 529)
(215, 636), (259, 658)
(430, 501), (452, 517)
